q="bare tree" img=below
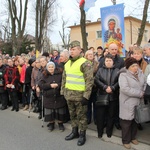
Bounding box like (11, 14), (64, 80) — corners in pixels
(8, 0), (28, 55)
(79, 1), (88, 51)
(136, 0), (150, 45)
(35, 0), (57, 52)
(59, 17), (70, 50)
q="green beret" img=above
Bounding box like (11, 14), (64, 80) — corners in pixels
(70, 40), (80, 48)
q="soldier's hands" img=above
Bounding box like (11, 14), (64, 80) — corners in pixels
(81, 97), (88, 106)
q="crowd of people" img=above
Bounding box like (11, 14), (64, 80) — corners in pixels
(0, 41), (150, 149)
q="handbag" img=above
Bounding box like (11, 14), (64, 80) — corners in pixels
(135, 102), (150, 123)
(96, 94), (109, 106)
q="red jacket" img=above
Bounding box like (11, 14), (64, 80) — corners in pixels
(4, 66), (20, 90)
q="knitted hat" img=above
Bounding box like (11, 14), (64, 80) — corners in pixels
(125, 57), (138, 69)
(28, 58), (35, 66)
(46, 61), (55, 70)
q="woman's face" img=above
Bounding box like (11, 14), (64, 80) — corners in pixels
(104, 58), (113, 68)
(128, 64), (139, 73)
(104, 49), (109, 56)
(47, 65), (55, 74)
(132, 51), (143, 61)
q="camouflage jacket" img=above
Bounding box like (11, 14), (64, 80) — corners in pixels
(60, 55), (94, 101)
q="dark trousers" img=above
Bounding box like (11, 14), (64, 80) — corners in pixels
(114, 101), (120, 125)
(25, 84), (32, 105)
(0, 91), (8, 108)
(96, 101), (117, 137)
(87, 92), (96, 123)
(8, 90), (19, 110)
(120, 119), (138, 144)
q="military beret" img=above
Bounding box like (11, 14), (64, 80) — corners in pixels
(70, 40), (80, 48)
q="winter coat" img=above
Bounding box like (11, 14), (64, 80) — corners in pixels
(95, 66), (119, 102)
(25, 66), (33, 86)
(39, 69), (66, 109)
(20, 64), (26, 83)
(144, 64), (150, 79)
(31, 67), (39, 87)
(4, 66), (20, 91)
(119, 68), (145, 120)
(0, 64), (6, 93)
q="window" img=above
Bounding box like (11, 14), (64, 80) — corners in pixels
(144, 30), (148, 42)
(96, 30), (102, 39)
(86, 33), (88, 37)
(138, 28), (148, 42)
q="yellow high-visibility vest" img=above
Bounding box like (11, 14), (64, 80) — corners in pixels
(65, 57), (86, 91)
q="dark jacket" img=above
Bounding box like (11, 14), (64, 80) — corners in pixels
(25, 66), (33, 85)
(39, 69), (66, 109)
(98, 54), (124, 69)
(0, 64), (6, 93)
(95, 66), (119, 101)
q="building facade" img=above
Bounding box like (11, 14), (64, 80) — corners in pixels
(69, 16), (150, 51)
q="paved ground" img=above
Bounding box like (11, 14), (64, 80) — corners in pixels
(0, 107), (150, 150)
(0, 109), (126, 150)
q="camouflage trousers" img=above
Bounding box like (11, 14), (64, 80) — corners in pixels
(67, 101), (88, 131)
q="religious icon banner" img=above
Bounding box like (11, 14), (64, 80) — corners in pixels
(100, 3), (125, 57)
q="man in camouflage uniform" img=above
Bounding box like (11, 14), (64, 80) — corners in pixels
(61, 41), (93, 146)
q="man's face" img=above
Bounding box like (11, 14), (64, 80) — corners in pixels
(108, 44), (118, 57)
(59, 53), (66, 63)
(70, 47), (81, 58)
(8, 59), (13, 67)
(53, 50), (58, 57)
(144, 47), (150, 57)
(108, 21), (115, 30)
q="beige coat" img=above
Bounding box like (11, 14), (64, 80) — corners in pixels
(119, 68), (146, 120)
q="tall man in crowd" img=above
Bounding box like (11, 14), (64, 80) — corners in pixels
(61, 41), (93, 146)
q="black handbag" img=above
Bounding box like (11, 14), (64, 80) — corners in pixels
(96, 94), (109, 106)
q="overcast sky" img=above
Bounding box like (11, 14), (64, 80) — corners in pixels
(49, 0), (148, 44)
(0, 0), (149, 44)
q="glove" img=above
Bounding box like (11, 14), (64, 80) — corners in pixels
(81, 98), (88, 106)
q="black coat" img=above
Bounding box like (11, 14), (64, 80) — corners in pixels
(95, 66), (119, 101)
(0, 64), (6, 93)
(25, 66), (33, 85)
(39, 69), (66, 109)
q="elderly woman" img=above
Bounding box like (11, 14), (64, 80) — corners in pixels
(39, 61), (66, 132)
(95, 54), (119, 138)
(84, 50), (99, 124)
(119, 57), (145, 149)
